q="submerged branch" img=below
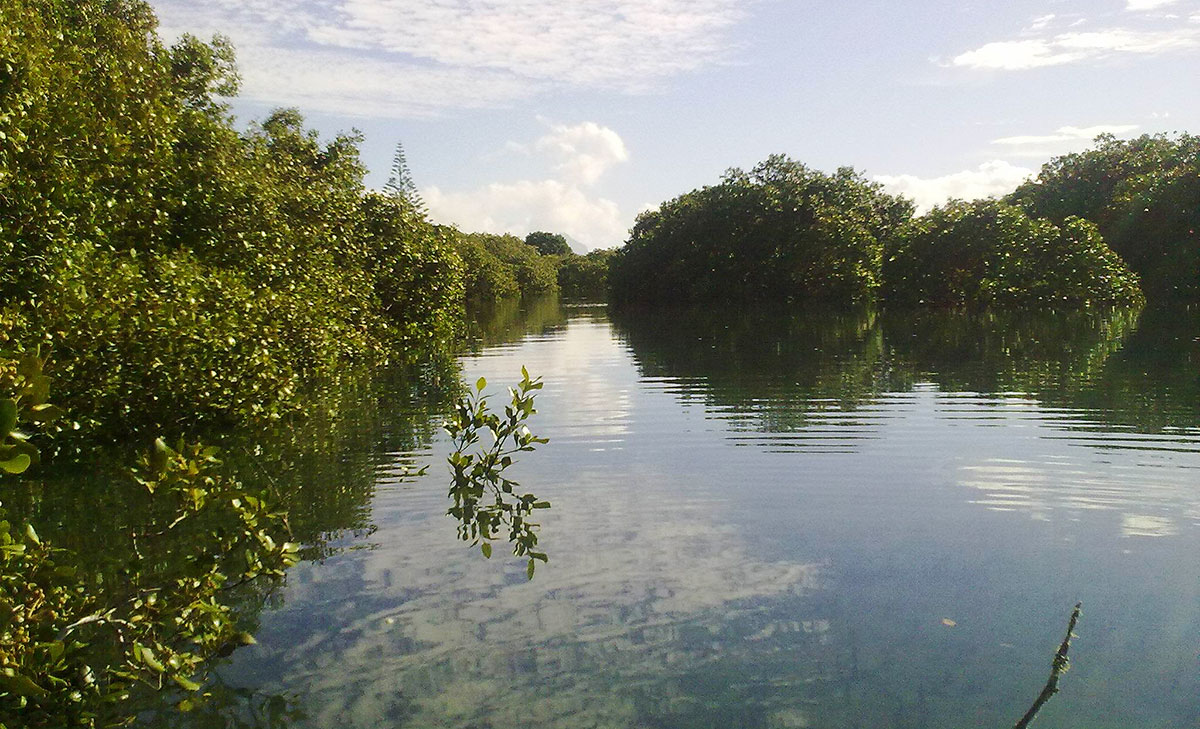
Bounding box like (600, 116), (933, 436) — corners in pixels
(1013, 602), (1082, 729)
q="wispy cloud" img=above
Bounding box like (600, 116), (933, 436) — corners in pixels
(874, 161), (1034, 213)
(150, 0), (746, 116)
(1027, 14), (1057, 32)
(1126, 0), (1181, 11)
(991, 123), (1140, 157)
(423, 122), (631, 250)
(951, 26), (1200, 70)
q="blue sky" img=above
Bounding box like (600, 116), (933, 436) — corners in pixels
(150, 0), (1200, 250)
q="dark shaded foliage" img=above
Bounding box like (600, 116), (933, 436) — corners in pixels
(558, 248), (616, 300)
(525, 230), (572, 257)
(1010, 133), (1200, 302)
(609, 155), (914, 306)
(883, 199), (1143, 309)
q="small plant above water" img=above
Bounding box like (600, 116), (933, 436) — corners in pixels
(443, 367), (550, 579)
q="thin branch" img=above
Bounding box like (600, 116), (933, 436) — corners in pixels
(1013, 602), (1082, 729)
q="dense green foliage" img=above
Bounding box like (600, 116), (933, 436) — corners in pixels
(609, 155), (914, 306)
(454, 232), (559, 305)
(0, 0), (464, 438)
(524, 231), (572, 257)
(610, 138), (1197, 310)
(883, 199), (1143, 308)
(0, 355), (297, 727)
(557, 248), (616, 300)
(1009, 133), (1200, 302)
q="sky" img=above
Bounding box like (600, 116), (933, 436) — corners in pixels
(149, 0), (1200, 251)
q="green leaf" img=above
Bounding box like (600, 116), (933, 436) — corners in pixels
(475, 376), (487, 391)
(481, 542), (492, 559)
(0, 672), (49, 698)
(0, 399), (16, 436)
(526, 559), (535, 580)
(172, 674), (202, 692)
(24, 523), (39, 545)
(0, 453), (30, 475)
(29, 404), (64, 423)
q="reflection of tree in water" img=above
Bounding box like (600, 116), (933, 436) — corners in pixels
(612, 306), (890, 447)
(884, 306), (1200, 434)
(15, 360), (460, 727)
(881, 307), (1139, 398)
(611, 304), (1197, 444)
(24, 359), (459, 566)
(464, 293), (569, 350)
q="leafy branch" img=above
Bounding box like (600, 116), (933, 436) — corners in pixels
(443, 367), (550, 579)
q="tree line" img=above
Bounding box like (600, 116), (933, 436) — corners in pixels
(610, 136), (1198, 309)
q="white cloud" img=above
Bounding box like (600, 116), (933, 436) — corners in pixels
(874, 161), (1034, 213)
(952, 26), (1200, 69)
(534, 122), (630, 186)
(423, 122), (631, 249)
(424, 180), (627, 251)
(1028, 14), (1057, 32)
(991, 123), (1140, 157)
(952, 39), (1087, 69)
(234, 46), (536, 118)
(1126, 0), (1180, 10)
(150, 0), (746, 116)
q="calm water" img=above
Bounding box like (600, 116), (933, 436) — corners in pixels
(164, 301), (1200, 728)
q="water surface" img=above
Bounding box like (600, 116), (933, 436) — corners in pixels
(176, 302), (1200, 728)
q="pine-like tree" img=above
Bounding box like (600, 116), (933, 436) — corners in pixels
(384, 141), (424, 210)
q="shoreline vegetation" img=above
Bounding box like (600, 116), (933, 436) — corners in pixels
(0, 0), (1195, 725)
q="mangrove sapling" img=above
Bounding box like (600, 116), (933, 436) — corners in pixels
(443, 367), (550, 579)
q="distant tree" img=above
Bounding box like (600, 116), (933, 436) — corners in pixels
(558, 248), (616, 300)
(883, 199), (1143, 308)
(384, 141), (424, 211)
(1009, 133), (1200, 302)
(609, 155), (913, 306)
(525, 230), (572, 256)
(454, 231), (559, 304)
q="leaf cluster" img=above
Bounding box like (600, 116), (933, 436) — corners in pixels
(0, 0), (467, 440)
(883, 199), (1143, 309)
(452, 232), (560, 305)
(442, 368), (550, 580)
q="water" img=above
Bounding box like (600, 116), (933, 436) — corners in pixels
(160, 301), (1200, 728)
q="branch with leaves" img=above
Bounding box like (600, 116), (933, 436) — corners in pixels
(443, 367), (550, 579)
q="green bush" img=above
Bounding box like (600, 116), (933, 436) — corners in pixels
(453, 232), (559, 305)
(1009, 133), (1200, 302)
(558, 249), (615, 300)
(609, 155), (913, 306)
(0, 0), (467, 438)
(883, 199), (1143, 308)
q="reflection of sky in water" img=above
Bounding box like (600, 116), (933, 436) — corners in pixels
(213, 309), (1200, 729)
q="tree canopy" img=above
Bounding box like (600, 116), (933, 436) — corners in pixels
(525, 231), (572, 257)
(609, 155), (914, 306)
(883, 199), (1143, 309)
(1009, 133), (1200, 302)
